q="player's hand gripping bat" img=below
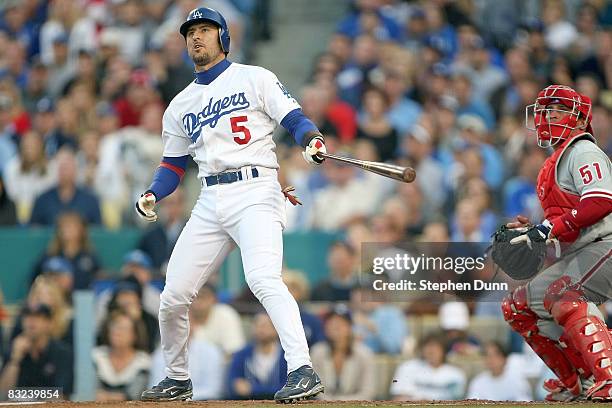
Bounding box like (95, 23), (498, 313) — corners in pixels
(318, 152), (416, 183)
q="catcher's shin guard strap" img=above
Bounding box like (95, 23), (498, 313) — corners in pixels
(503, 286), (581, 394)
(545, 277), (612, 383)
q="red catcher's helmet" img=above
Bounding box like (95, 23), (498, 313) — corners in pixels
(525, 85), (592, 148)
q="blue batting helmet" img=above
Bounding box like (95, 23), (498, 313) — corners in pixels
(179, 7), (230, 54)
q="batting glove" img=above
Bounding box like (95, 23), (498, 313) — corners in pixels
(302, 136), (326, 165)
(510, 219), (561, 256)
(135, 191), (158, 222)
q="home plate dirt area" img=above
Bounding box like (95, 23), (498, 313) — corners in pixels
(0, 401), (606, 408)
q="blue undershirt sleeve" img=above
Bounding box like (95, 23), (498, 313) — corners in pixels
(146, 155), (189, 201)
(280, 108), (319, 146)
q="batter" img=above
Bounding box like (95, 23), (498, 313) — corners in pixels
(137, 7), (326, 403)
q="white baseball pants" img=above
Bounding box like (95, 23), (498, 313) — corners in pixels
(159, 167), (311, 380)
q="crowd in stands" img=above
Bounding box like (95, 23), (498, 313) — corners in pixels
(0, 0), (610, 402)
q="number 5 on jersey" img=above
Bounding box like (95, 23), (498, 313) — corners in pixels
(231, 116), (251, 145)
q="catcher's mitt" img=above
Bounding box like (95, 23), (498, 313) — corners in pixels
(490, 225), (547, 280)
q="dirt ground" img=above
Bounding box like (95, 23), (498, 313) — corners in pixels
(0, 400), (605, 408)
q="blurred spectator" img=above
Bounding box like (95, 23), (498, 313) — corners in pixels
(0, 304), (73, 398)
(10, 275), (74, 347)
(490, 48), (534, 119)
(96, 250), (161, 329)
(393, 182), (426, 236)
(403, 7), (428, 53)
(476, 0), (519, 53)
(38, 256), (74, 297)
(113, 71), (161, 128)
(452, 36), (507, 103)
(62, 49), (98, 100)
(0, 93), (17, 174)
(456, 114), (504, 190)
(32, 211), (100, 290)
(93, 310), (151, 401)
(310, 158), (381, 231)
(336, 0), (401, 42)
(103, 277), (159, 353)
(380, 68), (422, 138)
(146, 31), (194, 104)
(137, 187), (187, 269)
(453, 73), (495, 130)
(423, 2), (458, 61)
(23, 59), (49, 112)
(29, 148), (101, 225)
(282, 270), (325, 347)
(0, 1), (39, 57)
(227, 313), (286, 400)
(93, 102), (130, 220)
(3, 130), (57, 222)
(299, 84), (340, 139)
(149, 308), (224, 400)
(312, 241), (358, 301)
(357, 87), (398, 161)
(451, 198), (483, 242)
(327, 33), (353, 66)
(454, 178), (499, 239)
(109, 0), (147, 66)
(192, 284), (246, 357)
(311, 304), (376, 400)
(337, 34), (379, 108)
(0, 174), (16, 226)
(109, 103), (164, 215)
(95, 99), (165, 223)
(402, 124), (446, 213)
(314, 76), (357, 142)
(30, 97), (77, 158)
(44, 33), (75, 99)
(350, 287), (407, 355)
(503, 145), (546, 219)
(542, 0), (578, 52)
(76, 130), (100, 191)
(467, 341), (532, 401)
(390, 332), (466, 400)
(438, 301), (480, 357)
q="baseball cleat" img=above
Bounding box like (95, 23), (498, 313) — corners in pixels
(587, 380), (612, 401)
(543, 378), (586, 402)
(141, 377), (193, 401)
(274, 365), (324, 403)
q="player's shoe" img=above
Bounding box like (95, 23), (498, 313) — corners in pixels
(543, 378), (582, 401)
(587, 380), (612, 401)
(274, 365), (324, 403)
(141, 377), (193, 401)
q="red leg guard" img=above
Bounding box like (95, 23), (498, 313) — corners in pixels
(502, 285), (581, 396)
(544, 276), (612, 398)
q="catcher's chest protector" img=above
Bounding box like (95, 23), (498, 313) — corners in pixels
(536, 136), (581, 242)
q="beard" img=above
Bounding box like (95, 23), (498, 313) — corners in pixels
(190, 50), (212, 67)
(189, 46), (224, 68)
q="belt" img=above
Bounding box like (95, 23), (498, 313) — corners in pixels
(204, 167), (259, 186)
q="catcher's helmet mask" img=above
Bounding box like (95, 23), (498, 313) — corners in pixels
(525, 85), (592, 148)
(180, 7), (230, 55)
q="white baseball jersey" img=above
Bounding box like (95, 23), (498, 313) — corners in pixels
(161, 62), (301, 177)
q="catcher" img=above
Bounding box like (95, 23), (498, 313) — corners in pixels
(497, 85), (612, 401)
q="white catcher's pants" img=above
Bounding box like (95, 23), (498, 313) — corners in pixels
(159, 168), (311, 380)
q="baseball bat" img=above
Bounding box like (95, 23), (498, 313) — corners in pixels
(318, 152), (416, 183)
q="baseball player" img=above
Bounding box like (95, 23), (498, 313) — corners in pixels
(502, 85), (612, 401)
(137, 7), (326, 402)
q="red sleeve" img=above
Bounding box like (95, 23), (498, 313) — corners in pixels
(550, 196), (612, 238)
